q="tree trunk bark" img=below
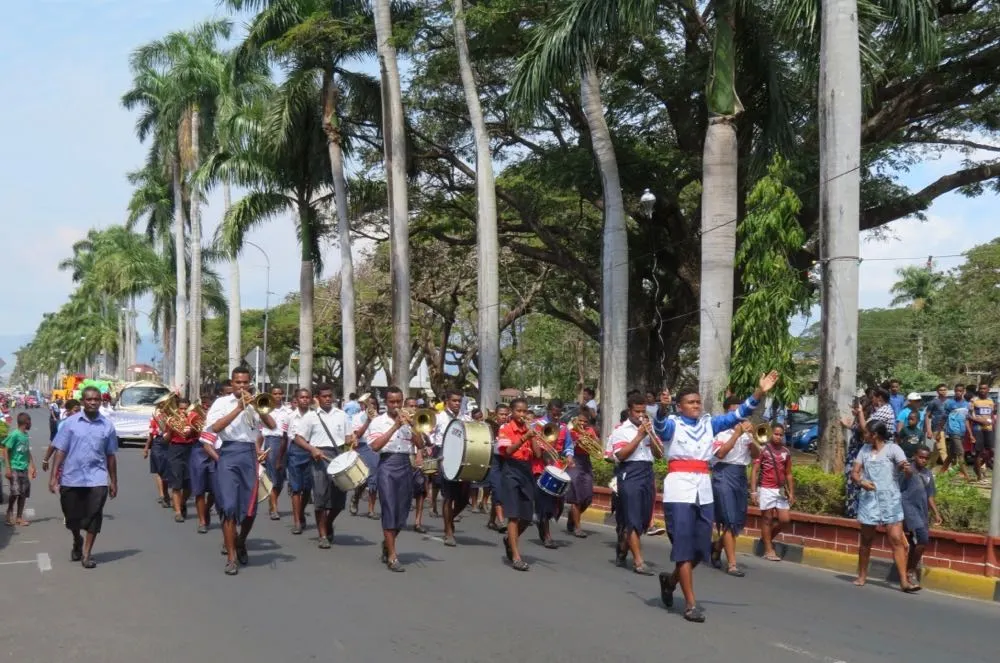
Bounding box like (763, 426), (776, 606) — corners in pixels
(225, 180), (241, 375)
(172, 151), (188, 395)
(299, 212), (315, 390)
(160, 309), (171, 386)
(374, 0), (411, 390)
(188, 106), (202, 398)
(323, 69), (357, 400)
(698, 116), (738, 412)
(452, 0), (500, 411)
(817, 0), (861, 473)
(581, 61), (627, 444)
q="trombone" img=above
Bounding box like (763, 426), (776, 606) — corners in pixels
(531, 422), (563, 464)
(401, 407), (437, 435)
(638, 414), (665, 456)
(566, 417), (604, 457)
(754, 422), (772, 445)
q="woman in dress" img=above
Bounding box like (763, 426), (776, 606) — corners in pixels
(851, 419), (919, 592)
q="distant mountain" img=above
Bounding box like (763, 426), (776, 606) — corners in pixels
(0, 334), (31, 376)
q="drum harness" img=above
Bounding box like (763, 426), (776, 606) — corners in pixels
(315, 409), (344, 460)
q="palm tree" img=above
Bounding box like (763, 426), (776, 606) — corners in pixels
(226, 0), (381, 399)
(210, 72), (334, 389)
(452, 0), (500, 411)
(890, 265), (945, 371)
(373, 0), (411, 388)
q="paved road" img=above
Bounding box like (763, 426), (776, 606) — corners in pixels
(2, 407), (998, 663)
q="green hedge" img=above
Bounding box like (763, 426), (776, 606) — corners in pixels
(589, 459), (989, 534)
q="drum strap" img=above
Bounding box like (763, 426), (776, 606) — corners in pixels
(316, 411), (342, 457)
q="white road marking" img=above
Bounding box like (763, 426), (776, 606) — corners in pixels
(15, 540), (40, 544)
(422, 535), (445, 543)
(37, 553), (51, 572)
(773, 642), (848, 663)
(0, 560), (36, 566)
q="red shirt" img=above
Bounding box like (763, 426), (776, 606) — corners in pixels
(755, 443), (791, 489)
(167, 410), (199, 444)
(498, 420), (532, 462)
(149, 417), (161, 438)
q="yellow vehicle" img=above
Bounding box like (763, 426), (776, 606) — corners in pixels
(51, 374), (86, 402)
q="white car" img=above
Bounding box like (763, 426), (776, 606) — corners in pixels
(111, 380), (170, 445)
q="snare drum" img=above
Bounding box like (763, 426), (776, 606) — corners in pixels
(537, 465), (571, 497)
(421, 456), (440, 475)
(257, 464), (273, 504)
(326, 450), (370, 492)
(441, 420), (493, 482)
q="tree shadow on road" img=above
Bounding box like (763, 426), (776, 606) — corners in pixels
(453, 535), (496, 547)
(255, 550), (298, 568)
(0, 524), (12, 552)
(396, 551), (443, 567)
(245, 537), (281, 551)
(333, 534), (375, 547)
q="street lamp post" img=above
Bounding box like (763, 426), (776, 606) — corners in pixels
(244, 241), (271, 391)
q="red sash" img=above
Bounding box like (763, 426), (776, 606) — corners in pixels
(668, 459), (710, 474)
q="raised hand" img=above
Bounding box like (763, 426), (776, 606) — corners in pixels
(758, 370), (780, 393)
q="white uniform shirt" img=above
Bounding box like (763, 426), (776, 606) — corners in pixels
(662, 414), (715, 504)
(607, 419), (655, 464)
(99, 404), (114, 418)
(352, 411), (370, 436)
(297, 407), (347, 449)
(711, 429), (753, 466)
(205, 394), (258, 444)
(432, 409), (469, 447)
(261, 404), (292, 437)
(365, 413), (414, 455)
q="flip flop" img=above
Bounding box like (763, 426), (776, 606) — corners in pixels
(572, 530), (588, 539)
(726, 567), (745, 577)
(902, 585), (922, 593)
(512, 559), (530, 572)
(683, 606), (705, 623)
(764, 553), (782, 562)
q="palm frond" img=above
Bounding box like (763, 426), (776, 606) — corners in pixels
(221, 190), (293, 256)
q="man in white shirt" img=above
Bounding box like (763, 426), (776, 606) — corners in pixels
(432, 390), (471, 547)
(259, 386), (291, 521)
(293, 383), (349, 549)
(366, 386), (423, 572)
(203, 367), (276, 576)
(283, 388), (314, 535)
(607, 394), (663, 575)
(653, 370), (778, 623)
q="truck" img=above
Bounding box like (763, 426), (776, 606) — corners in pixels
(50, 375), (86, 402)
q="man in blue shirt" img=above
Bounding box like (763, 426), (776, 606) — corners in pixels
(923, 383), (950, 466)
(888, 379), (906, 416)
(49, 386), (118, 569)
(942, 384), (971, 479)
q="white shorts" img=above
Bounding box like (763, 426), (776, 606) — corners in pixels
(759, 487), (789, 511)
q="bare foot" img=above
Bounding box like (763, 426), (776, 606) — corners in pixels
(16, 519), (30, 526)
(853, 577), (867, 586)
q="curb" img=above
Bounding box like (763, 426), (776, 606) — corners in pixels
(579, 509), (1000, 603)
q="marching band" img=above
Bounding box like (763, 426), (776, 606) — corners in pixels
(142, 367), (782, 621)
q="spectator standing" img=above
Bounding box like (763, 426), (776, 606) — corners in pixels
(895, 392), (925, 436)
(898, 411), (925, 459)
(899, 447), (942, 589)
(923, 383), (950, 465)
(888, 379), (906, 417)
(941, 384), (970, 479)
(3, 413), (36, 527)
(968, 383), (996, 483)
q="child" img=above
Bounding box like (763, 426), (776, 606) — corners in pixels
(750, 423), (795, 562)
(3, 413), (37, 527)
(900, 447), (942, 589)
(898, 410), (925, 458)
(42, 399), (81, 474)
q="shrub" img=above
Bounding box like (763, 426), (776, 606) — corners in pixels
(790, 465), (846, 517)
(934, 474), (990, 533)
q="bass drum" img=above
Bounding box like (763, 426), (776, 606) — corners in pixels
(441, 419), (493, 482)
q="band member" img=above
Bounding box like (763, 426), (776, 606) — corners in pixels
(164, 397), (194, 523)
(498, 398), (537, 571)
(368, 386), (422, 572)
(608, 394), (663, 574)
(293, 383), (348, 549)
(710, 397), (760, 575)
(533, 399), (569, 548)
(486, 404), (510, 531)
(259, 386), (289, 520)
(142, 403), (170, 508)
(349, 394), (380, 518)
(404, 397), (429, 534)
(48, 386), (118, 569)
(656, 371), (778, 622)
(433, 390), (471, 546)
(189, 391), (217, 534)
(282, 388), (314, 535)
(565, 407), (598, 538)
(203, 367), (277, 576)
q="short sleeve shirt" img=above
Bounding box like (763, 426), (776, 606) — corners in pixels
(52, 412), (118, 487)
(900, 467), (936, 531)
(3, 430), (31, 471)
(298, 408), (347, 449)
(755, 444), (790, 489)
(365, 414), (413, 454)
(497, 420), (531, 462)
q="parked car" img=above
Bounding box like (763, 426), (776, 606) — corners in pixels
(111, 380), (171, 446)
(25, 395), (39, 408)
(784, 409), (819, 452)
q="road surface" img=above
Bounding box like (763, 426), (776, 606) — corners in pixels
(1, 407), (996, 662)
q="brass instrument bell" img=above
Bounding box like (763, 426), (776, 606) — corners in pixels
(754, 423), (772, 445)
(253, 392), (277, 415)
(541, 422), (560, 443)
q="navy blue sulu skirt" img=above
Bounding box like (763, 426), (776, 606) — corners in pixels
(711, 462), (748, 534)
(502, 459), (534, 523)
(618, 460), (654, 537)
(377, 452), (413, 531)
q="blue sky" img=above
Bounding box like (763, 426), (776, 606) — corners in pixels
(0, 0), (997, 372)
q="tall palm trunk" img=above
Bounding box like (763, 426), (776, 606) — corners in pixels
(188, 107), (203, 397)
(581, 61), (627, 443)
(374, 0), (411, 389)
(172, 152), (188, 394)
(322, 70), (357, 398)
(160, 309), (172, 385)
(452, 0), (500, 411)
(817, 0), (861, 472)
(225, 180), (241, 375)
(299, 209), (315, 390)
(699, 2), (741, 413)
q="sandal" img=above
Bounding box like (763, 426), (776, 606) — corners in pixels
(902, 584), (922, 593)
(543, 540), (558, 550)
(512, 559), (530, 572)
(16, 519), (30, 527)
(764, 553), (782, 562)
(224, 561), (239, 576)
(726, 566), (745, 578)
(367, 512), (379, 520)
(413, 524), (428, 534)
(659, 571), (676, 608)
(81, 558), (97, 570)
(633, 563), (654, 576)
(683, 606), (706, 623)
(573, 530), (588, 539)
(387, 559), (405, 572)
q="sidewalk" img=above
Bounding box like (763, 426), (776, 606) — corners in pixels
(579, 507), (1000, 603)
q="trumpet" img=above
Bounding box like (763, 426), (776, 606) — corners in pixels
(401, 407), (437, 435)
(639, 415), (665, 456)
(253, 393), (276, 415)
(567, 418), (604, 457)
